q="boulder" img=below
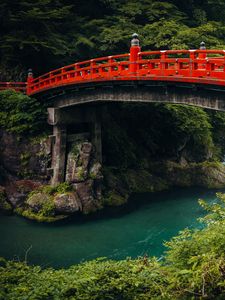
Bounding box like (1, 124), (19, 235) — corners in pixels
(73, 180), (101, 213)
(54, 192), (82, 213)
(26, 192), (51, 212)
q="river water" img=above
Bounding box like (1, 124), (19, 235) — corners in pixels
(0, 188), (221, 268)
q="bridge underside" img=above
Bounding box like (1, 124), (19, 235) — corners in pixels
(43, 80), (225, 111)
(45, 81), (225, 185)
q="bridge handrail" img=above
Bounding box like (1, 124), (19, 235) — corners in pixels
(31, 53), (130, 84)
(27, 53), (132, 94)
(0, 82), (27, 92)
(27, 49), (225, 96)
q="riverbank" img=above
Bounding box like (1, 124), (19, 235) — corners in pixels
(102, 160), (225, 207)
(1, 191), (225, 299)
(1, 160), (225, 222)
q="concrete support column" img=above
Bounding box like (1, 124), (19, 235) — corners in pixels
(51, 124), (67, 185)
(91, 109), (102, 163)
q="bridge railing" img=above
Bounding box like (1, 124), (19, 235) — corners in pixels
(26, 49), (225, 96)
(0, 82), (27, 93)
(27, 53), (130, 95)
(137, 50), (225, 79)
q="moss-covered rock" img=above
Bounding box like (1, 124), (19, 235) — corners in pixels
(102, 167), (169, 208)
(14, 207), (66, 222)
(26, 192), (53, 213)
(54, 192), (82, 213)
(159, 161), (225, 188)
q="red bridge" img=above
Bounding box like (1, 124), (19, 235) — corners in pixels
(3, 35), (225, 185)
(2, 35), (225, 96)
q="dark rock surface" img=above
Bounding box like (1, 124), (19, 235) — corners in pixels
(0, 129), (51, 182)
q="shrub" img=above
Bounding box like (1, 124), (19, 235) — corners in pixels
(0, 90), (47, 135)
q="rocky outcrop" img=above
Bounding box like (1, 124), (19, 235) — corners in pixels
(9, 140), (103, 221)
(154, 161), (225, 189)
(5, 180), (41, 207)
(102, 161), (225, 208)
(65, 141), (103, 213)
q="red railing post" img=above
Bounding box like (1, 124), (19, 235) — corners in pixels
(160, 51), (167, 76)
(198, 42), (207, 70)
(189, 50), (196, 77)
(129, 33), (141, 75)
(26, 68), (33, 95)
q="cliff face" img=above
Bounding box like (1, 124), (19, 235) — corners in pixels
(0, 129), (50, 209)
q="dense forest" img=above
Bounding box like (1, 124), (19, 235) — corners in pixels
(1, 0), (225, 79)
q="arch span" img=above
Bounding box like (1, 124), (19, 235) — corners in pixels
(47, 81), (225, 111)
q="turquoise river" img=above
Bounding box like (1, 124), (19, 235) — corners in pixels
(0, 187), (222, 268)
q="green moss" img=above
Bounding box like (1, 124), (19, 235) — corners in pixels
(15, 207), (67, 223)
(29, 182), (74, 197)
(71, 144), (80, 158)
(17, 152), (33, 179)
(76, 167), (85, 181)
(89, 172), (97, 180)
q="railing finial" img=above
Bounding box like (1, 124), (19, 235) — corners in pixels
(27, 68), (33, 87)
(27, 68), (33, 78)
(200, 41), (206, 50)
(131, 33), (139, 47)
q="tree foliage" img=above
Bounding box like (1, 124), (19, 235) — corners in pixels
(0, 90), (46, 135)
(102, 103), (220, 168)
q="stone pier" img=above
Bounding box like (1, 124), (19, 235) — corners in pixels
(48, 106), (102, 185)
